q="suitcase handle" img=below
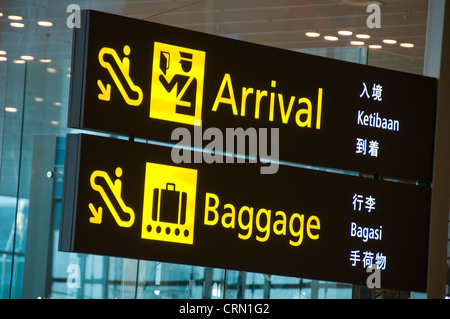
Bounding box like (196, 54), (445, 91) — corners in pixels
(166, 183), (176, 191)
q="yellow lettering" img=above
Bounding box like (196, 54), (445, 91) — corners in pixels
(222, 203), (236, 228)
(316, 88), (323, 130)
(212, 73), (238, 115)
(307, 215), (320, 240)
(289, 213), (304, 246)
(240, 87), (254, 117)
(273, 211), (287, 235)
(269, 81), (276, 121)
(255, 208), (271, 242)
(279, 94), (296, 124)
(204, 193), (219, 225)
(254, 89), (268, 119)
(211, 75), (324, 129)
(238, 206), (253, 240)
(203, 194), (320, 247)
(295, 97), (312, 128)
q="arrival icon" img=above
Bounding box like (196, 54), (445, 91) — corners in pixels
(150, 42), (205, 126)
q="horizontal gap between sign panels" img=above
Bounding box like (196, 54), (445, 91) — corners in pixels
(77, 132), (431, 188)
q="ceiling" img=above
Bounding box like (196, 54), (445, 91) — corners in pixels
(0, 0), (430, 66)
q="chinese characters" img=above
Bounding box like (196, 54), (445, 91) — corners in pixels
(359, 82), (383, 101)
(355, 138), (379, 157)
(352, 193), (376, 212)
(349, 250), (387, 269)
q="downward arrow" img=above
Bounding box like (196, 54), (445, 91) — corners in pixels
(89, 203), (103, 224)
(97, 80), (111, 101)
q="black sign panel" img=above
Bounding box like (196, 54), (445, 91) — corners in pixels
(69, 10), (437, 183)
(60, 133), (431, 292)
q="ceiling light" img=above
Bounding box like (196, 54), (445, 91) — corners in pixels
(39, 59), (52, 63)
(305, 32), (320, 38)
(46, 67), (57, 73)
(0, 50), (6, 55)
(37, 21), (53, 27)
(8, 15), (23, 21)
(400, 43), (414, 48)
(13, 59), (25, 64)
(383, 39), (397, 44)
(369, 44), (382, 49)
(356, 34), (371, 39)
(5, 107), (18, 113)
(20, 55), (34, 61)
(338, 30), (353, 36)
(0, 57), (7, 62)
(0, 12), (3, 17)
(324, 35), (339, 41)
(342, 0), (382, 6)
(351, 41), (365, 46)
(53, 102), (62, 106)
(35, 97), (44, 102)
(10, 22), (25, 28)
(50, 120), (59, 125)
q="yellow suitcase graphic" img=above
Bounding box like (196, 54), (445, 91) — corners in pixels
(141, 162), (197, 245)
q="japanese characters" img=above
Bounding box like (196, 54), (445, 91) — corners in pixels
(359, 82), (383, 101)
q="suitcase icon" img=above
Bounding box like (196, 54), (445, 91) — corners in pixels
(152, 183), (187, 225)
(141, 162), (197, 245)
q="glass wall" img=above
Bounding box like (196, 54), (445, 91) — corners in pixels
(0, 1), (445, 299)
(0, 61), (27, 299)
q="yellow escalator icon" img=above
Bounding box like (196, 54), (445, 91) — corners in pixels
(97, 45), (143, 106)
(88, 167), (135, 228)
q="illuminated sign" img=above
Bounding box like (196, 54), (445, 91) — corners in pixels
(61, 10), (437, 292)
(60, 134), (431, 292)
(69, 10), (437, 183)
